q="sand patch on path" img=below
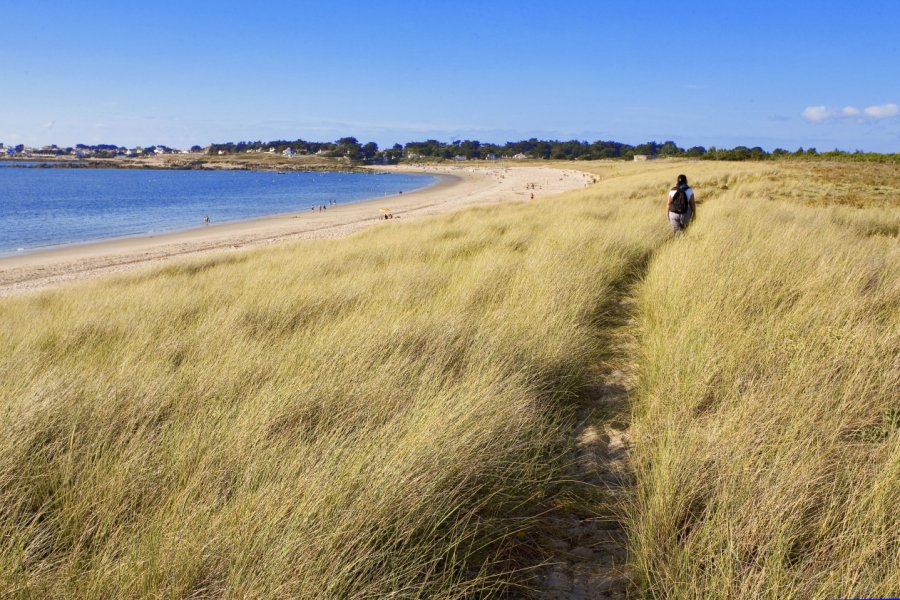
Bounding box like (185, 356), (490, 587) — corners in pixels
(0, 164), (592, 297)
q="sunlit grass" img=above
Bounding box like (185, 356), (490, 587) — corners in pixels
(629, 168), (899, 599)
(1, 159), (895, 598)
(0, 171), (671, 597)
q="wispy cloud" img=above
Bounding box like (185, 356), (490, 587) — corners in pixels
(863, 103), (899, 118)
(802, 106), (832, 122)
(802, 103), (899, 122)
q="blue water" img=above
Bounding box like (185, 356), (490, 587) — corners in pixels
(0, 168), (435, 255)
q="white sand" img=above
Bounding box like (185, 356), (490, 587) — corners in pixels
(0, 164), (592, 297)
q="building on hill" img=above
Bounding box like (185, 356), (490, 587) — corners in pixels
(633, 154), (656, 161)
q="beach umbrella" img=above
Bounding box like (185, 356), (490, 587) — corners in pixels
(379, 207), (391, 213)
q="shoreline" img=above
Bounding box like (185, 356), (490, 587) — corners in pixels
(0, 171), (446, 260)
(0, 153), (363, 172)
(0, 165), (593, 297)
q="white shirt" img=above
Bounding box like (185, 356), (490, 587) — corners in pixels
(668, 186), (694, 201)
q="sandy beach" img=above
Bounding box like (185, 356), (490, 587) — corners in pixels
(0, 164), (592, 297)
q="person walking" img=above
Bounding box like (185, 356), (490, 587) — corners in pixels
(667, 174), (696, 234)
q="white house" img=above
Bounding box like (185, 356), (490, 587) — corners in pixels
(512, 153), (528, 160)
(283, 148), (295, 158)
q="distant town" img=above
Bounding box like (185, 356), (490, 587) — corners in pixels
(0, 143), (199, 159)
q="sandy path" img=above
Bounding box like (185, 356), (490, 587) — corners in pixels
(0, 165), (592, 297)
(528, 288), (643, 600)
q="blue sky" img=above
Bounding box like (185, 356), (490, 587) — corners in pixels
(2, 1), (898, 151)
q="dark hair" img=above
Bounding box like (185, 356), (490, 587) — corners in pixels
(677, 174), (688, 186)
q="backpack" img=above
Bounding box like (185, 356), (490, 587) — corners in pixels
(670, 185), (690, 214)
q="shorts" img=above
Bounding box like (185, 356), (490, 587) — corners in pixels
(668, 210), (692, 233)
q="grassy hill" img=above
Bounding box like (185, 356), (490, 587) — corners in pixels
(0, 160), (896, 598)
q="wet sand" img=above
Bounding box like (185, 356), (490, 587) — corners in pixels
(0, 164), (592, 297)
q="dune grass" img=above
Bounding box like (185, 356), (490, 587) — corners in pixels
(0, 170), (675, 598)
(629, 169), (899, 598)
(2, 159), (895, 598)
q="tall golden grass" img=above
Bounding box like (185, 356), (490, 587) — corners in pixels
(0, 167), (677, 598)
(2, 160), (895, 598)
(629, 171), (899, 598)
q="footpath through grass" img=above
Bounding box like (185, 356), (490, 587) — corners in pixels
(629, 166), (899, 598)
(0, 164), (683, 598)
(2, 159), (894, 599)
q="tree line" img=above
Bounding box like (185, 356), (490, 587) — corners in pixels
(206, 137), (899, 163)
(5, 138), (892, 163)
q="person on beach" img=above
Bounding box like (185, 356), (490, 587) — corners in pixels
(667, 174), (696, 234)
(203, 215), (210, 226)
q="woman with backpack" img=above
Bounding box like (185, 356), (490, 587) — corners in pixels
(667, 174), (696, 234)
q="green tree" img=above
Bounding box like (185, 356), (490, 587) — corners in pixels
(361, 142), (379, 160)
(335, 137), (362, 159)
(633, 141), (659, 156)
(658, 140), (683, 156)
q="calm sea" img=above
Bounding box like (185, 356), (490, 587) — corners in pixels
(0, 166), (434, 256)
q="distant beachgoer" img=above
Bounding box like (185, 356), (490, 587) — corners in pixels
(530, 192), (534, 200)
(203, 215), (210, 225)
(667, 174), (696, 234)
